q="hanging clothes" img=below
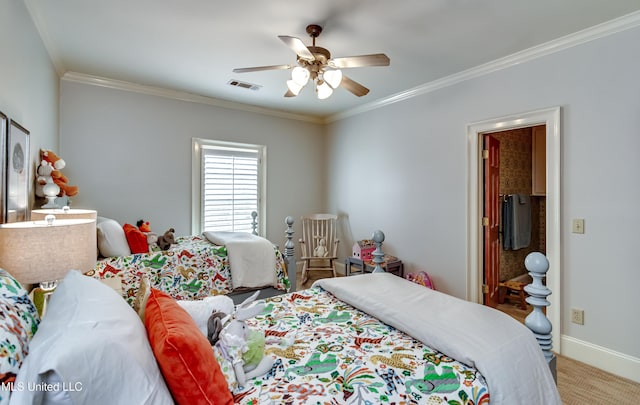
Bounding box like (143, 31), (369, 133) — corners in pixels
(502, 194), (531, 250)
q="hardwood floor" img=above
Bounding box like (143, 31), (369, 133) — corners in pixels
(496, 301), (640, 404)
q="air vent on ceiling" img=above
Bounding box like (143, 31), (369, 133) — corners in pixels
(228, 79), (261, 91)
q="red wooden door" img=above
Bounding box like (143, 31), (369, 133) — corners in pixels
(483, 135), (500, 307)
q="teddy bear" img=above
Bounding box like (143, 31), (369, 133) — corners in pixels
(36, 149), (79, 197)
(156, 228), (176, 250)
(136, 219), (158, 247)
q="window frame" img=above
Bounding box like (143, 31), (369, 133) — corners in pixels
(191, 138), (266, 235)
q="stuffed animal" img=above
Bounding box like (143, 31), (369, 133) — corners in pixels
(213, 291), (274, 387)
(36, 149), (79, 197)
(313, 237), (329, 257)
(137, 219), (158, 247)
(156, 228), (176, 250)
(176, 295), (235, 337)
(35, 160), (56, 199)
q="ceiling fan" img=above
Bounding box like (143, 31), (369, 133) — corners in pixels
(232, 24), (390, 99)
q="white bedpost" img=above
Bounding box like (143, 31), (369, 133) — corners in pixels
(284, 216), (296, 291)
(251, 211), (258, 235)
(371, 230), (386, 273)
(524, 252), (557, 382)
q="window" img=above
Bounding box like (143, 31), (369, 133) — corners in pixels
(192, 139), (265, 234)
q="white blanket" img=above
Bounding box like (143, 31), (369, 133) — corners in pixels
(203, 231), (277, 289)
(314, 273), (561, 405)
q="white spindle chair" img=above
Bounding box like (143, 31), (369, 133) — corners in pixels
(299, 214), (339, 284)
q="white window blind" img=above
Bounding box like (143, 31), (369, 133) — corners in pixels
(201, 145), (261, 233)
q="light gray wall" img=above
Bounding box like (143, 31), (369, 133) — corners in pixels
(0, 0), (59, 210)
(59, 81), (325, 243)
(327, 26), (640, 361)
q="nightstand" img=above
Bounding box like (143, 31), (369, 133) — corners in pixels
(345, 255), (404, 277)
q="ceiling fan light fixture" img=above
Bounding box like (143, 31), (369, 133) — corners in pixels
(286, 80), (303, 95)
(291, 66), (310, 86)
(323, 69), (342, 89)
(316, 81), (333, 100)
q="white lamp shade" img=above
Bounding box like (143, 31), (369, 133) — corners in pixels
(324, 69), (343, 89)
(31, 209), (97, 221)
(291, 66), (310, 86)
(0, 219), (97, 285)
(286, 80), (304, 96)
(316, 81), (333, 99)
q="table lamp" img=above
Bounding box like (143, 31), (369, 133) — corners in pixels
(0, 217), (96, 314)
(31, 207), (97, 221)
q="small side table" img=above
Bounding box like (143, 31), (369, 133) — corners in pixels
(345, 255), (404, 277)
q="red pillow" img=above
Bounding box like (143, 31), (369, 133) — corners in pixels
(144, 289), (233, 405)
(123, 223), (148, 254)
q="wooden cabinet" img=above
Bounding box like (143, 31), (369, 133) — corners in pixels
(532, 125), (546, 196)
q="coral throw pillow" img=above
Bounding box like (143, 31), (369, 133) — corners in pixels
(144, 289), (233, 405)
(123, 223), (148, 254)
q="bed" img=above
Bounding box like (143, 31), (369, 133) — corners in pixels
(1, 228), (560, 405)
(85, 215), (295, 306)
(227, 273), (560, 404)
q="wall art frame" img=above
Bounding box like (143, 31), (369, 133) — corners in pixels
(5, 119), (30, 222)
(0, 111), (6, 223)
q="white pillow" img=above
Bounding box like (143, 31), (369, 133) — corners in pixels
(96, 218), (130, 257)
(10, 271), (172, 405)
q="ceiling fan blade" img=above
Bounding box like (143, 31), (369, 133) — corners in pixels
(340, 75), (370, 97)
(233, 64), (293, 73)
(330, 53), (390, 68)
(278, 35), (315, 61)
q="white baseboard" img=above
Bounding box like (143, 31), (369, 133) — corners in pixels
(560, 335), (640, 383)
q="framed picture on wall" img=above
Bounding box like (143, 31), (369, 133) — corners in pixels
(0, 111), (6, 223)
(6, 119), (30, 222)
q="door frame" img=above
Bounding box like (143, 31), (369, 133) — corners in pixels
(467, 106), (561, 353)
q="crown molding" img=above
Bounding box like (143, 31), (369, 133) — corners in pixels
(61, 72), (325, 124)
(31, 3), (640, 125)
(327, 10), (640, 123)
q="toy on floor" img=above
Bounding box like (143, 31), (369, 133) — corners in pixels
(406, 271), (436, 290)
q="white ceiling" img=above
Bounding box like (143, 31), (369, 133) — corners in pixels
(24, 0), (640, 119)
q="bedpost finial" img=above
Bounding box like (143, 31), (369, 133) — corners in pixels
(251, 211), (258, 219)
(525, 252), (549, 274)
(372, 230), (385, 244)
(285, 216), (294, 226)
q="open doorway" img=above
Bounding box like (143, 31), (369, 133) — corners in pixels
(482, 126), (546, 323)
(467, 107), (561, 353)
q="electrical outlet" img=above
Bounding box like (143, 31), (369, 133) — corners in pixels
(572, 218), (585, 234)
(571, 308), (584, 325)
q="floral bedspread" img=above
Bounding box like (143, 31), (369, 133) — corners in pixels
(87, 235), (289, 306)
(233, 287), (489, 405)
